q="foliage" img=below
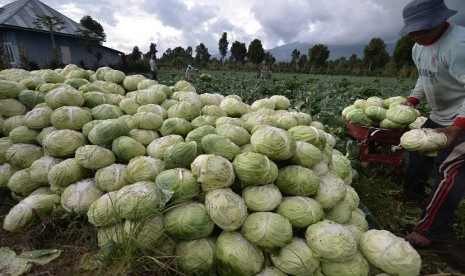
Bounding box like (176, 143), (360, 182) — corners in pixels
(195, 43), (211, 68)
(33, 15), (65, 61)
(79, 15), (106, 44)
(247, 39), (265, 65)
(230, 41), (247, 63)
(363, 38), (390, 71)
(392, 36), (415, 69)
(218, 32), (229, 61)
(308, 44), (330, 68)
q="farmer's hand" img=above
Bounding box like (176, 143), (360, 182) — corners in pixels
(434, 125), (462, 148)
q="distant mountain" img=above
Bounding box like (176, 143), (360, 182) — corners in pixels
(212, 41), (396, 62)
(267, 41), (396, 62)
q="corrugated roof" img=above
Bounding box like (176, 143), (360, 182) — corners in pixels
(0, 0), (84, 36)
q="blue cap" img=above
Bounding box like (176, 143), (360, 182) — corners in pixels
(398, 0), (457, 36)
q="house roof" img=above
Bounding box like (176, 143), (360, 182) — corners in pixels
(0, 0), (84, 36)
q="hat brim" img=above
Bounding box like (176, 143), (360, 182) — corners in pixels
(398, 9), (457, 36)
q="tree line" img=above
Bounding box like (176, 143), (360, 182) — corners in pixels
(121, 31), (416, 78)
(27, 14), (416, 79)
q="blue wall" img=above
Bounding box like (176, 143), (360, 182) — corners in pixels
(1, 28), (120, 69)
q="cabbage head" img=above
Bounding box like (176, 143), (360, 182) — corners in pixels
(126, 156), (164, 183)
(47, 158), (89, 192)
(42, 129), (87, 158)
(94, 164), (129, 192)
(275, 165), (320, 196)
(242, 184), (282, 212)
(289, 141), (323, 168)
(176, 238), (216, 275)
(159, 117), (192, 137)
(241, 212), (293, 249)
(320, 251), (370, 276)
(3, 192), (60, 232)
(50, 106), (92, 130)
(87, 191), (119, 227)
(164, 201), (214, 240)
(154, 168), (199, 205)
(287, 125), (327, 150)
(122, 74), (146, 91)
(400, 128), (447, 155)
(124, 215), (165, 249)
(61, 178), (104, 215)
(75, 145), (116, 170)
(8, 126), (39, 144)
(147, 134), (184, 159)
(88, 119), (129, 148)
(5, 143), (43, 168)
(29, 155), (62, 184)
(215, 123), (251, 146)
(205, 188), (248, 231)
(164, 141), (201, 169)
(191, 154), (235, 191)
(270, 237), (320, 275)
(305, 220), (357, 262)
(360, 229), (421, 276)
(185, 125), (216, 144)
(314, 172), (347, 209)
(277, 196), (324, 228)
(115, 181), (160, 220)
(112, 136), (146, 163)
(216, 231), (264, 276)
(232, 152), (278, 187)
(23, 106), (53, 130)
(385, 104), (418, 125)
(44, 85), (84, 109)
(250, 126), (296, 160)
(200, 134), (241, 161)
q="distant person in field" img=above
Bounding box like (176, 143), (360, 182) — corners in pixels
(185, 65), (197, 82)
(149, 55), (158, 81)
(260, 66), (272, 79)
(399, 0), (465, 248)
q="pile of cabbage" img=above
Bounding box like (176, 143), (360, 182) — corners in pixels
(342, 96), (426, 130)
(0, 65), (421, 275)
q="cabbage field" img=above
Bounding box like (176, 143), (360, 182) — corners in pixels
(1, 66), (464, 275)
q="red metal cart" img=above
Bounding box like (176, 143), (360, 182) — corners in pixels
(345, 120), (406, 173)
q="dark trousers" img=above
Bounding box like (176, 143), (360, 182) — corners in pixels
(405, 118), (465, 241)
(151, 70), (158, 81)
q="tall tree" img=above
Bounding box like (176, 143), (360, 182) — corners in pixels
(264, 52), (276, 66)
(291, 49), (301, 66)
(79, 15), (106, 44)
(145, 42), (158, 59)
(363, 37), (390, 71)
(218, 32), (229, 62)
(247, 39), (265, 65)
(308, 44), (329, 68)
(297, 54), (308, 70)
(392, 36), (415, 69)
(130, 46), (141, 62)
(230, 41), (247, 63)
(195, 43), (211, 67)
(33, 15), (65, 61)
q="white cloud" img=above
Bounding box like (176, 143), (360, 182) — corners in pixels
(0, 0), (464, 56)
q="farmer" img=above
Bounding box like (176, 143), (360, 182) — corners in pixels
(149, 55), (158, 81)
(399, 0), (465, 248)
(185, 65), (197, 82)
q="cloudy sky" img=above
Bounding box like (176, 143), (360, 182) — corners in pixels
(1, 0), (465, 56)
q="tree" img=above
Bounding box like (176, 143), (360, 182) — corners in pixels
(230, 41), (247, 63)
(218, 32), (229, 62)
(392, 36), (415, 69)
(297, 54), (308, 70)
(247, 39), (265, 65)
(79, 15), (106, 44)
(308, 44), (329, 68)
(363, 37), (390, 71)
(33, 15), (65, 62)
(145, 42), (158, 59)
(129, 46), (141, 62)
(263, 52), (276, 66)
(195, 43), (211, 67)
(291, 49), (301, 68)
